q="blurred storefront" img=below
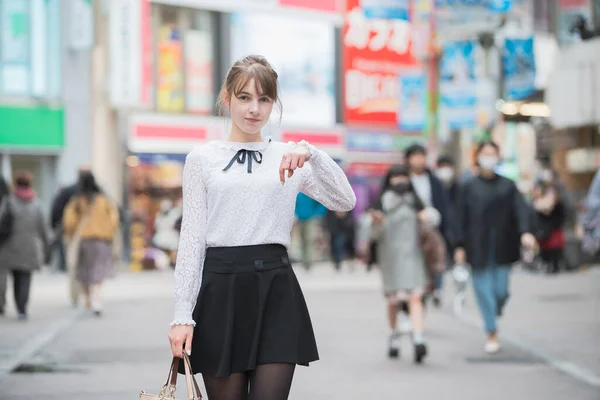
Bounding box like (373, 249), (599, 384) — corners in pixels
(548, 36), (600, 202)
(0, 0), (83, 212)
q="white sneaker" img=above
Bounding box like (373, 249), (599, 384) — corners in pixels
(484, 340), (501, 354)
(398, 314), (412, 334)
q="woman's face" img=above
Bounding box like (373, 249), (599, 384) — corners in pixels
(227, 78), (274, 136)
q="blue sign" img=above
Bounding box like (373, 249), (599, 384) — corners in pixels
(361, 0), (410, 20)
(503, 37), (536, 101)
(346, 131), (396, 152)
(435, 0), (512, 12)
(440, 40), (477, 129)
(398, 71), (427, 131)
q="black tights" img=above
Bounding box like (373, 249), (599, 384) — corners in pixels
(202, 363), (295, 400)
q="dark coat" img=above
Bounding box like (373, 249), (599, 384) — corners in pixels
(50, 183), (78, 229)
(454, 175), (531, 268)
(427, 171), (453, 245)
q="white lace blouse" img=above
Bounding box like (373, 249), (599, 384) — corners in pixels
(171, 138), (356, 326)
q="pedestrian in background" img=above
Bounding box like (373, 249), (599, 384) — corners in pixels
(324, 209), (356, 271)
(532, 169), (567, 274)
(63, 171), (119, 316)
(0, 171), (50, 320)
(50, 167), (89, 273)
(454, 141), (536, 354)
(405, 144), (452, 307)
(371, 165), (431, 363)
(294, 192), (327, 270)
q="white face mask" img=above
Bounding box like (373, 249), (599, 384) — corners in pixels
(436, 167), (454, 183)
(478, 155), (499, 171)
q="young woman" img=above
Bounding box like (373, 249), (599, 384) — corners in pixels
(168, 55), (356, 400)
(371, 165), (431, 364)
(63, 171), (120, 316)
(454, 141), (536, 353)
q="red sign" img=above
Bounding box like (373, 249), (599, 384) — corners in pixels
(135, 124), (207, 141)
(281, 130), (342, 146)
(279, 0), (340, 13)
(343, 0), (417, 126)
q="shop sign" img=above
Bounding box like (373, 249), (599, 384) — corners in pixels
(360, 0), (410, 20)
(503, 36), (536, 101)
(439, 40), (477, 129)
(343, 0), (417, 126)
(398, 69), (428, 131)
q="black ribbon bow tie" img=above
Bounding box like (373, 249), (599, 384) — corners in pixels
(223, 149), (263, 173)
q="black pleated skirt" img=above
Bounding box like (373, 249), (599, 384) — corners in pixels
(182, 244), (319, 378)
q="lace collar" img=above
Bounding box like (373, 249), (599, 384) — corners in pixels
(209, 137), (272, 152)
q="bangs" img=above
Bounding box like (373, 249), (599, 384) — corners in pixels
(231, 64), (278, 100)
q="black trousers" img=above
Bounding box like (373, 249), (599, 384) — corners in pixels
(0, 269), (32, 314)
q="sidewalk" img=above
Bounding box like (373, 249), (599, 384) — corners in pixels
(449, 265), (600, 384)
(1, 263), (598, 399)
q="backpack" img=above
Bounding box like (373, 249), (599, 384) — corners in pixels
(0, 196), (14, 245)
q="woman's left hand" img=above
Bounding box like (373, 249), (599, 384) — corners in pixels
(280, 145), (311, 183)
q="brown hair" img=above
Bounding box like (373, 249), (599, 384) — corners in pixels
(14, 170), (33, 188)
(217, 55), (282, 122)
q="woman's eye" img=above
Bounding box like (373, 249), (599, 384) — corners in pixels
(260, 97), (271, 103)
(239, 95), (249, 100)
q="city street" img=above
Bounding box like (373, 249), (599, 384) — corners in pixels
(0, 264), (599, 400)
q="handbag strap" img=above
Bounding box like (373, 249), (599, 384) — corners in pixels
(163, 354), (203, 400)
(182, 353), (203, 399)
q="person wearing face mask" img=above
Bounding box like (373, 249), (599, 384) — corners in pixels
(435, 156), (459, 207)
(454, 141), (536, 354)
(370, 165), (439, 364)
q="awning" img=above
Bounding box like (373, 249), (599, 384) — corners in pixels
(547, 37), (600, 129)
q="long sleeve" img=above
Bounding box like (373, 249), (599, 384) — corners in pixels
(300, 143), (356, 212)
(171, 149), (207, 326)
(453, 183), (468, 249)
(512, 183), (531, 235)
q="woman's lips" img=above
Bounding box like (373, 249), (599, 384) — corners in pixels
(246, 118), (261, 123)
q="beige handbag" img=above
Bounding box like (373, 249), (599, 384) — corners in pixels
(140, 353), (203, 400)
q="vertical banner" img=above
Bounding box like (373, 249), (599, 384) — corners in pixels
(360, 0), (410, 20)
(140, 0), (153, 107)
(439, 40), (476, 130)
(503, 37), (536, 101)
(343, 0), (416, 126)
(398, 69), (428, 131)
(109, 0), (142, 107)
(68, 0), (94, 51)
(156, 25), (185, 112)
(411, 0), (434, 60)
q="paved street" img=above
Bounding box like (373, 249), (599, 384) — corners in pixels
(0, 264), (599, 400)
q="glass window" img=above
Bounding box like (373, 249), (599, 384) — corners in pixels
(153, 5), (215, 114)
(0, 0), (30, 95)
(0, 0), (61, 98)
